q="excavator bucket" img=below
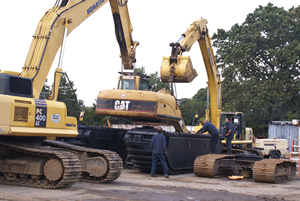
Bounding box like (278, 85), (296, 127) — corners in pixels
(160, 56), (198, 83)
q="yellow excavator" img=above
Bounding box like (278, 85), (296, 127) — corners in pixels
(160, 18), (253, 151)
(96, 18), (296, 182)
(96, 20), (223, 174)
(0, 0), (138, 189)
(159, 18), (295, 183)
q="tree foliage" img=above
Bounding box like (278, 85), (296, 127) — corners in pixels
(212, 3), (300, 135)
(178, 88), (207, 125)
(57, 74), (82, 118)
(134, 67), (168, 91)
(39, 79), (51, 99)
(40, 74), (83, 120)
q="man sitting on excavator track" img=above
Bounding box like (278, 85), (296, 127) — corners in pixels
(197, 120), (219, 154)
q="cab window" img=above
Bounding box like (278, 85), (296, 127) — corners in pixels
(139, 80), (150, 90)
(220, 115), (227, 127)
(118, 80), (135, 90)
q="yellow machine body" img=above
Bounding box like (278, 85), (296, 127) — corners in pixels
(159, 18), (252, 146)
(96, 87), (188, 133)
(1, 0), (139, 139)
(96, 19), (221, 134)
(0, 0), (138, 188)
(0, 94), (77, 138)
(160, 19), (222, 129)
(98, 72), (188, 132)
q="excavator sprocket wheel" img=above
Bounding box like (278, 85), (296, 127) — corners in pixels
(44, 159), (64, 181)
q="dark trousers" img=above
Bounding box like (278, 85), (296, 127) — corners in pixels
(226, 136), (232, 154)
(210, 133), (218, 153)
(150, 153), (168, 175)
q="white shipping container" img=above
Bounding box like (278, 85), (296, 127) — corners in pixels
(268, 121), (299, 152)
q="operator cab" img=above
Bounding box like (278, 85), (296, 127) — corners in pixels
(117, 72), (150, 91)
(219, 112), (246, 140)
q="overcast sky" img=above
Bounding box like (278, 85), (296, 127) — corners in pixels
(0, 0), (298, 106)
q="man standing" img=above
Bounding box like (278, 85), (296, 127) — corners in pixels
(225, 117), (234, 154)
(229, 117), (237, 140)
(197, 119), (219, 154)
(150, 127), (169, 178)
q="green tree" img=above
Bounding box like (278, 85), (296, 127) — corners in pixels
(57, 74), (80, 118)
(178, 88), (207, 125)
(134, 67), (168, 91)
(80, 103), (103, 126)
(40, 74), (84, 121)
(212, 3), (300, 135)
(39, 79), (51, 99)
(148, 71), (168, 92)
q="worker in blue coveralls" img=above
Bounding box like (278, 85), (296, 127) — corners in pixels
(150, 127), (169, 178)
(197, 119), (219, 153)
(225, 117), (234, 154)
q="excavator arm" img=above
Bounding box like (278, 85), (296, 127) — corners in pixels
(110, 0), (139, 70)
(161, 18), (222, 129)
(13, 0), (137, 99)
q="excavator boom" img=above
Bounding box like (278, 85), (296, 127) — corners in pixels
(110, 0), (139, 70)
(161, 19), (221, 129)
(16, 0), (138, 99)
(160, 19), (296, 183)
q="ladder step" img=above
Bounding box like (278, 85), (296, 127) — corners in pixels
(291, 152), (299, 154)
(292, 146), (300, 148)
(290, 158), (299, 162)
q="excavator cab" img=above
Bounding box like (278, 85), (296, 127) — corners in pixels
(117, 72), (150, 90)
(220, 112), (253, 148)
(0, 73), (33, 98)
(219, 112), (246, 140)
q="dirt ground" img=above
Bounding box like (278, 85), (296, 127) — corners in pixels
(0, 169), (299, 201)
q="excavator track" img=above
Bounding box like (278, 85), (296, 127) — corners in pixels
(253, 159), (296, 183)
(194, 154), (234, 177)
(194, 154), (296, 183)
(44, 140), (123, 183)
(75, 125), (129, 164)
(0, 141), (82, 189)
(125, 127), (222, 174)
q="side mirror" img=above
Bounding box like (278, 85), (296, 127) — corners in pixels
(79, 111), (85, 122)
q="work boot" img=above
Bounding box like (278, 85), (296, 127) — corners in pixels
(150, 174), (158, 178)
(164, 174), (169, 178)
